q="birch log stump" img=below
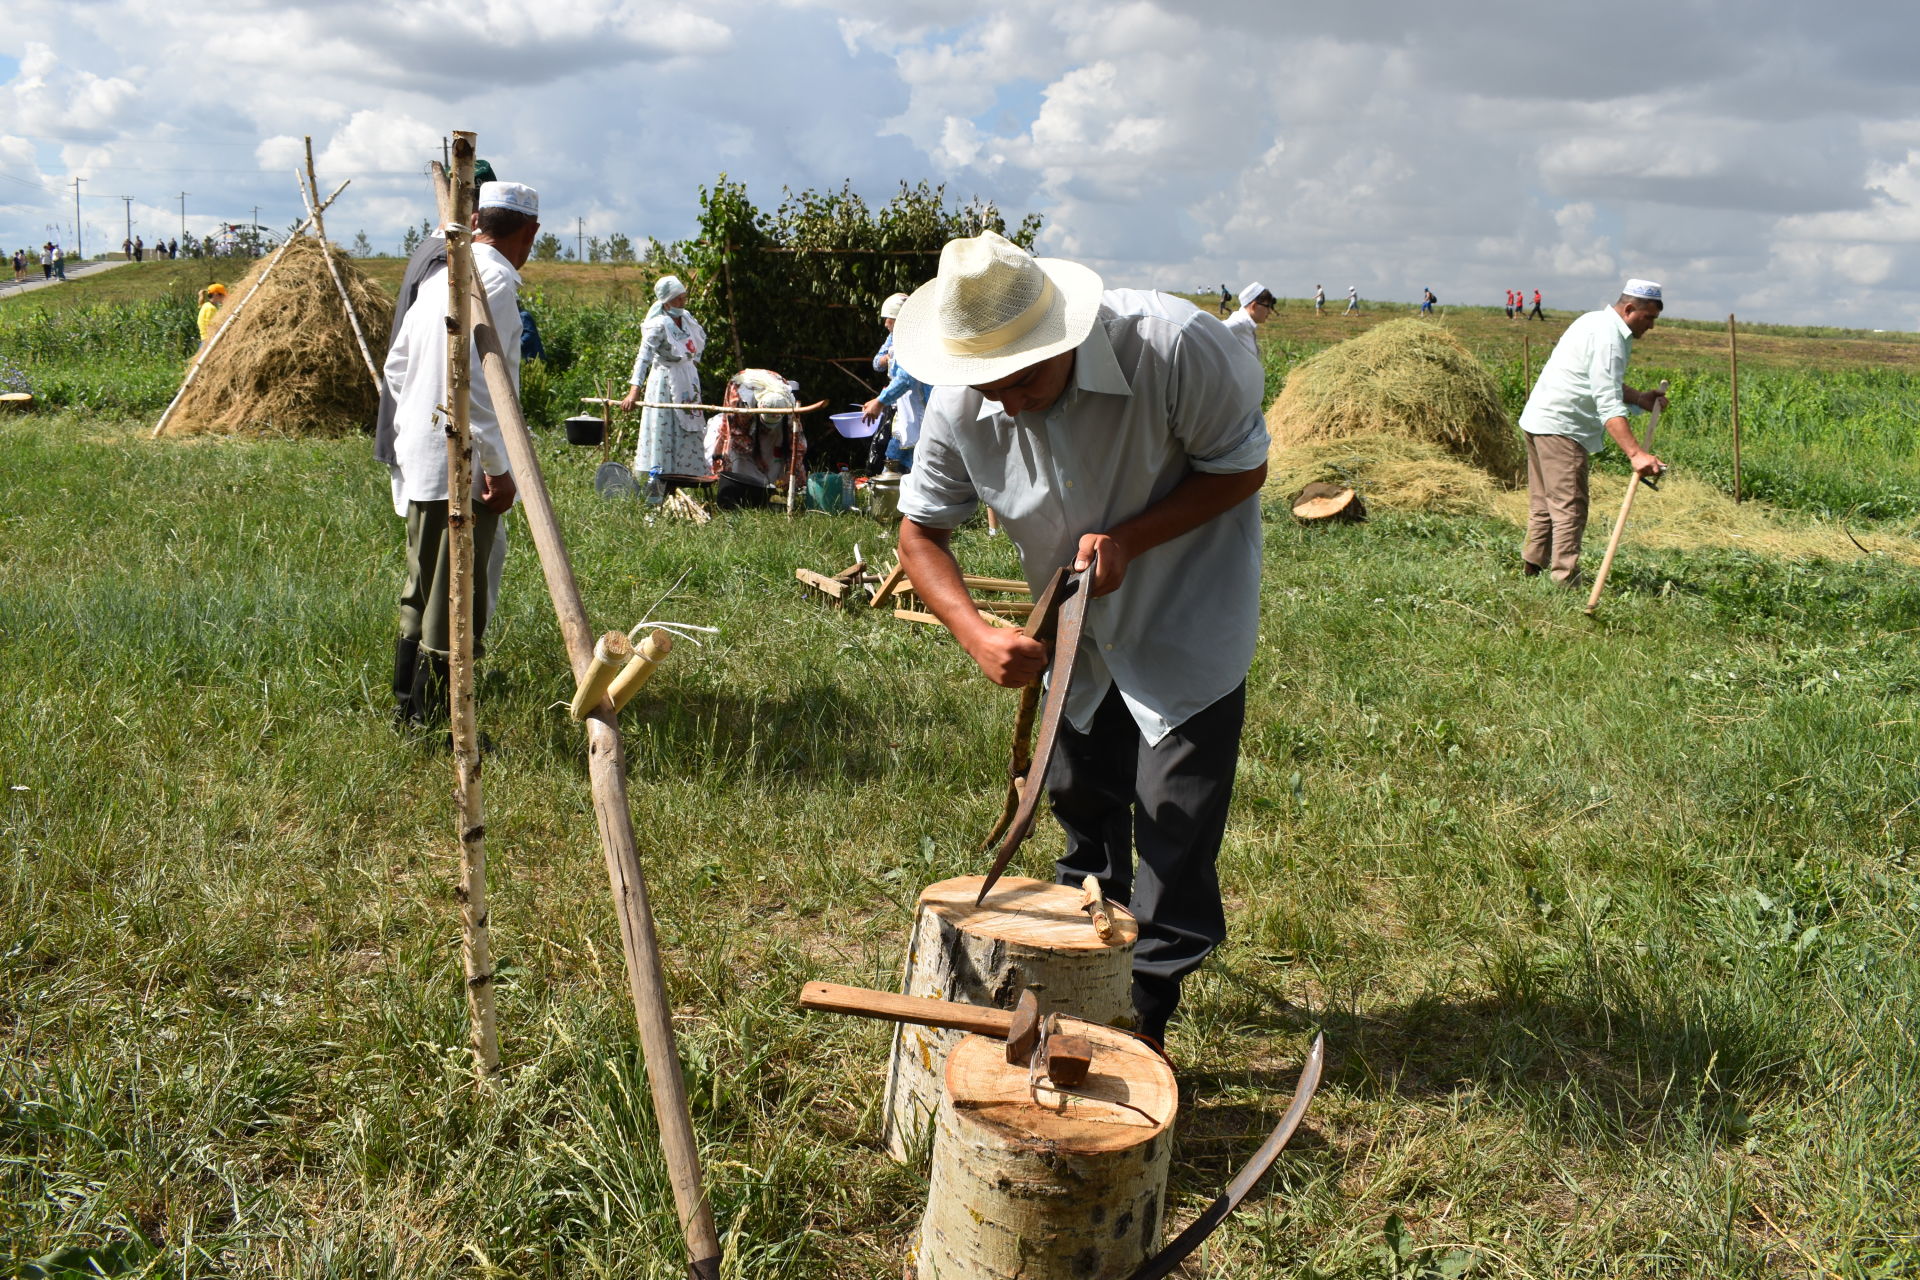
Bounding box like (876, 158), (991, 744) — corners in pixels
(883, 875), (1137, 1162)
(916, 1022), (1176, 1279)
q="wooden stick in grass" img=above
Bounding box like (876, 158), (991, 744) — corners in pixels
(569, 631), (633, 720)
(150, 179), (349, 438)
(463, 265), (723, 1278)
(444, 132), (499, 1079)
(300, 137), (381, 392)
(1584, 378), (1671, 616)
(609, 630), (673, 713)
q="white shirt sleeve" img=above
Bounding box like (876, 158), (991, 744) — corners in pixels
(898, 387), (983, 529)
(1165, 316), (1270, 475)
(1588, 328), (1630, 426)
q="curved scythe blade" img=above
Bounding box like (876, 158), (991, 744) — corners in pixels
(1125, 1033), (1326, 1280)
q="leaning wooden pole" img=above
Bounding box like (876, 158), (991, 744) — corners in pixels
(151, 179), (349, 438)
(302, 136), (381, 391)
(444, 133), (499, 1080)
(466, 274), (724, 1276)
(1728, 313), (1742, 503)
(1584, 379), (1671, 616)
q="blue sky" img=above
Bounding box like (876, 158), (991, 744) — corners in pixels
(4, 0), (1919, 328)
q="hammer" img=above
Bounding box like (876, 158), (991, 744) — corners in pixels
(799, 981), (1092, 1085)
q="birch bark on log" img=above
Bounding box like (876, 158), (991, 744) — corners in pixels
(882, 875), (1137, 1163)
(916, 1022), (1175, 1279)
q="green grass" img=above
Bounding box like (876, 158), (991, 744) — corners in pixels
(4, 406), (1919, 1277)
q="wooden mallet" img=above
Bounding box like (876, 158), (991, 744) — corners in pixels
(1584, 378), (1671, 615)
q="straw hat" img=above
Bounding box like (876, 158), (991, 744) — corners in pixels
(892, 231), (1103, 386)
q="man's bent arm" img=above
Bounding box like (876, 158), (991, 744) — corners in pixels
(1083, 464), (1267, 595)
(898, 518), (1046, 687)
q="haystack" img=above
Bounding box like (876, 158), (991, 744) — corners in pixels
(1266, 318), (1523, 487)
(158, 236), (393, 437)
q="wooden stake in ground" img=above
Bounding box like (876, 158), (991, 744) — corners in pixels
(916, 1022), (1176, 1279)
(299, 137), (380, 391)
(443, 132), (499, 1080)
(883, 875), (1137, 1163)
(150, 179), (349, 439)
(464, 268), (723, 1277)
(1729, 313), (1742, 503)
(1584, 378), (1671, 616)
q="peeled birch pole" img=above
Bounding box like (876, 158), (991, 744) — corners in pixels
(465, 260), (723, 1277)
(1584, 378), (1671, 616)
(444, 133), (499, 1080)
(883, 875), (1137, 1163)
(1728, 313), (1742, 503)
(301, 136), (380, 391)
(609, 630), (673, 713)
(569, 631), (634, 720)
(151, 179), (349, 438)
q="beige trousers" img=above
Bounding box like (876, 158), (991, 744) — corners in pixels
(1523, 432), (1591, 585)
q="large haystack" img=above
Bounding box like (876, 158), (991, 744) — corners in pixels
(160, 236), (393, 437)
(1266, 318), (1523, 485)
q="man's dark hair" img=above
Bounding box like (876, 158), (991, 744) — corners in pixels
(477, 207), (536, 240)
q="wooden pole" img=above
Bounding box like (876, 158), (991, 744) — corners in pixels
(296, 142), (380, 391)
(444, 132), (499, 1080)
(1728, 313), (1742, 503)
(1583, 378), (1670, 616)
(466, 273), (724, 1279)
(430, 161), (453, 228)
(150, 180), (349, 438)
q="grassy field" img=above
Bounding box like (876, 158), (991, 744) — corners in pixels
(4, 268), (1920, 1278)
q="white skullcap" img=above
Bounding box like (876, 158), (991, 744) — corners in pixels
(880, 292), (909, 320)
(477, 182), (538, 217)
(1622, 278), (1663, 301)
(1238, 281), (1271, 307)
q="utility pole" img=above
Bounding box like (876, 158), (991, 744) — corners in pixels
(576, 216), (584, 262)
(122, 197), (133, 255)
(178, 192), (189, 239)
(72, 178), (83, 258)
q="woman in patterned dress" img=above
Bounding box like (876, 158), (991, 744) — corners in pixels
(619, 274), (709, 490)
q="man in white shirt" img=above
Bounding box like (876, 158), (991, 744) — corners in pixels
(385, 180), (540, 728)
(1222, 281), (1275, 361)
(894, 231), (1269, 1046)
(1518, 278), (1669, 585)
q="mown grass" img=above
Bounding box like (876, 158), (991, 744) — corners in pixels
(4, 405), (1919, 1277)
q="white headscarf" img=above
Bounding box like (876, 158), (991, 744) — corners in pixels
(648, 274), (688, 321)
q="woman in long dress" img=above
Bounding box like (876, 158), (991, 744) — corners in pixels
(619, 274), (709, 486)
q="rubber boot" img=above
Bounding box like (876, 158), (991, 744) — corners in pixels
(398, 650), (449, 731)
(391, 636), (421, 726)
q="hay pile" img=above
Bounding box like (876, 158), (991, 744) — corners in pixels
(1266, 318), (1523, 485)
(160, 236), (393, 437)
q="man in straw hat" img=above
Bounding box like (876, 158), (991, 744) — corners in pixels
(894, 230), (1269, 1048)
(383, 179), (540, 729)
(1518, 278), (1669, 586)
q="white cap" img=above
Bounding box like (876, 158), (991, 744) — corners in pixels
(880, 292), (909, 320)
(478, 181), (539, 217)
(1623, 278), (1663, 301)
(1238, 281), (1271, 307)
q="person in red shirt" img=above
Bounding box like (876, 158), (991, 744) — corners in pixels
(1529, 289), (1545, 320)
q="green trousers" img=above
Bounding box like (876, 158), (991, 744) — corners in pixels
(398, 500), (501, 657)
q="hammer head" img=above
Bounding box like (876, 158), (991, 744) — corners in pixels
(1004, 990), (1040, 1065)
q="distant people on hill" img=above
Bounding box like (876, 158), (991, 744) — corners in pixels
(41, 242), (52, 279)
(1217, 283), (1231, 317)
(122, 238), (132, 260)
(1529, 288), (1545, 320)
(134, 236), (144, 263)
(1222, 282), (1275, 361)
(1421, 287), (1436, 315)
(196, 283), (227, 348)
(1345, 284), (1359, 315)
(1313, 283), (1325, 316)
(1505, 289), (1515, 319)
(52, 245), (65, 280)
(169, 238), (179, 259)
(11, 249), (23, 283)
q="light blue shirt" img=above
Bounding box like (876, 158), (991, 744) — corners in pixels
(901, 289), (1268, 745)
(1519, 306), (1637, 453)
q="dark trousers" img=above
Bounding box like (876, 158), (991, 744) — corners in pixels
(1047, 681), (1247, 1041)
(398, 499), (501, 657)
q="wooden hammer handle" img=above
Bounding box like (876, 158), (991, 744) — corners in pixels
(800, 981), (1014, 1039)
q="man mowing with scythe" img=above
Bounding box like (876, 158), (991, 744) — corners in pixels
(894, 231), (1268, 1048)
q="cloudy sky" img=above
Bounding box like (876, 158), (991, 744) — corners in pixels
(4, 0), (1919, 328)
